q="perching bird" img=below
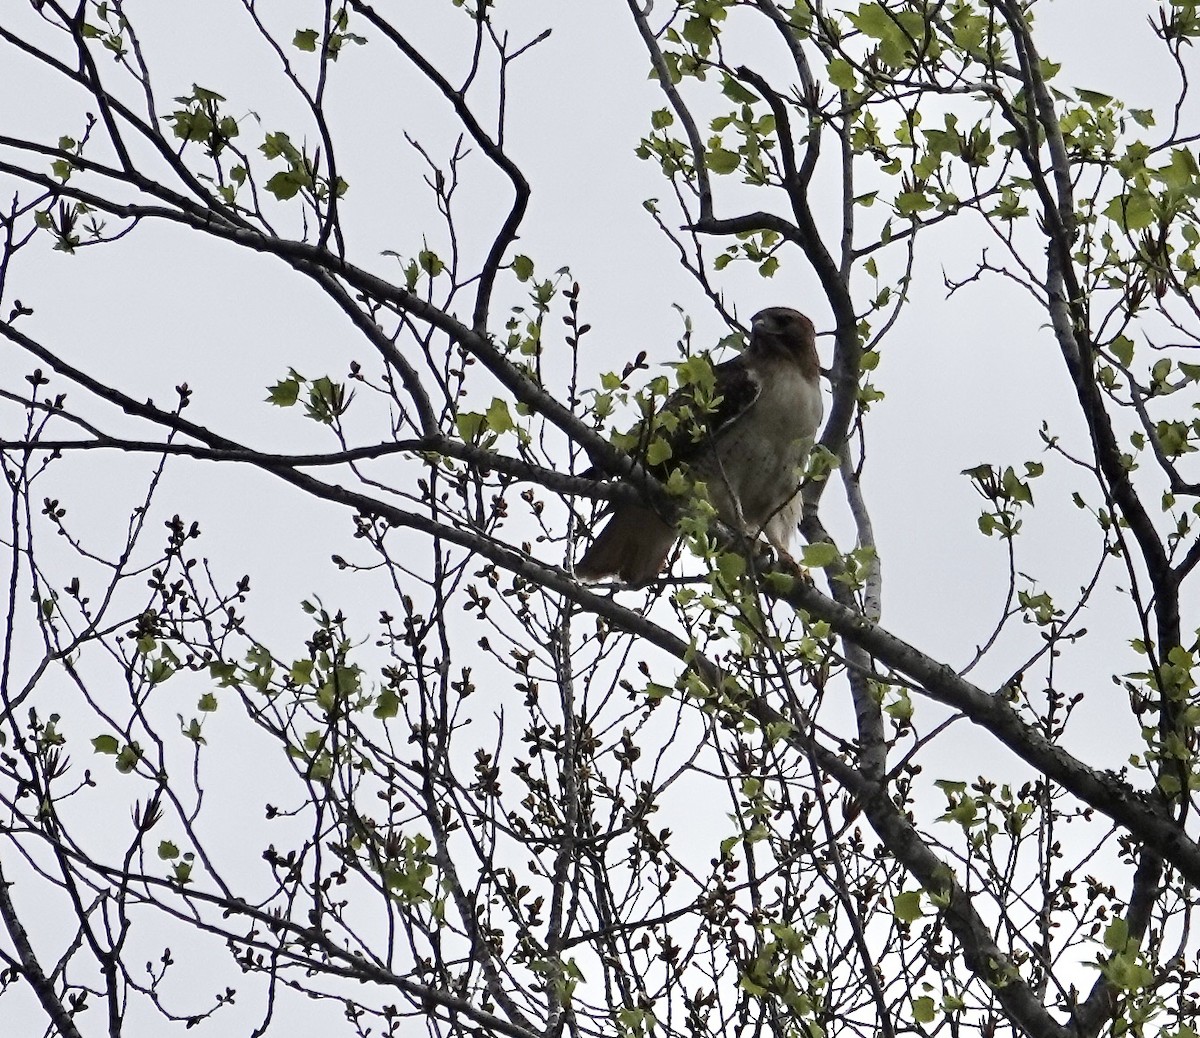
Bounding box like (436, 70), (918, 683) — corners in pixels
(575, 307), (823, 584)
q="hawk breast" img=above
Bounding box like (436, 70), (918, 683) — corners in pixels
(700, 356), (823, 548)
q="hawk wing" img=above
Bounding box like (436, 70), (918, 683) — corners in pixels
(577, 308), (821, 584)
(576, 354), (768, 585)
(637, 355), (761, 477)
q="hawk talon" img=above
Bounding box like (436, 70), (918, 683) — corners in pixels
(772, 546), (798, 570)
(758, 540), (815, 585)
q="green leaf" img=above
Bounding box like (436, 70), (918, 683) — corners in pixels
(827, 58), (857, 91)
(115, 743), (143, 774)
(260, 131), (299, 162)
(1104, 917), (1131, 952)
(650, 108), (674, 130)
(158, 840), (180, 860)
(198, 692), (218, 713)
(1164, 147), (1200, 191)
(92, 734), (119, 755)
(681, 14), (716, 54)
(646, 437), (673, 466)
(485, 398), (513, 435)
(764, 571), (795, 593)
(418, 249), (445, 277)
(168, 110), (212, 143)
(512, 254), (534, 282)
(645, 681), (673, 702)
(912, 996), (936, 1024)
(715, 552), (746, 584)
(266, 374), (301, 407)
(665, 469), (690, 495)
(706, 147), (740, 175)
(1001, 466), (1033, 504)
(1076, 87), (1113, 107)
(1110, 335), (1134, 367)
(721, 74), (758, 104)
(885, 691), (913, 722)
(1156, 420), (1193, 457)
(146, 658), (175, 684)
(849, 1), (924, 66)
(192, 85), (226, 104)
(893, 889), (923, 922)
(293, 28), (319, 51)
(944, 795), (977, 825)
(851, 2), (897, 41)
(675, 354), (715, 389)
(265, 169), (306, 201)
(456, 411), (485, 443)
(1104, 191), (1154, 232)
(800, 542), (840, 568)
(373, 688), (400, 720)
(896, 190), (934, 215)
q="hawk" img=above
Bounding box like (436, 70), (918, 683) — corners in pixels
(576, 307), (823, 584)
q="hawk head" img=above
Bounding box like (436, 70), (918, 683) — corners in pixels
(749, 307), (817, 370)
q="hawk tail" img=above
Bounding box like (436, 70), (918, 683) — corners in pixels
(575, 505), (676, 586)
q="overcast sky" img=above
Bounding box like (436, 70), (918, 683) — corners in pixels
(0, 1), (1195, 1033)
(0, 0), (1183, 859)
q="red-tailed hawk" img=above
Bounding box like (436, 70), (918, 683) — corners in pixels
(576, 307), (823, 584)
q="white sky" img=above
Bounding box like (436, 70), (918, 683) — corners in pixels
(0, 0), (1196, 1033)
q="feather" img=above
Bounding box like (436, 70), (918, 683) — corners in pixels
(576, 307), (822, 584)
(573, 504), (677, 585)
